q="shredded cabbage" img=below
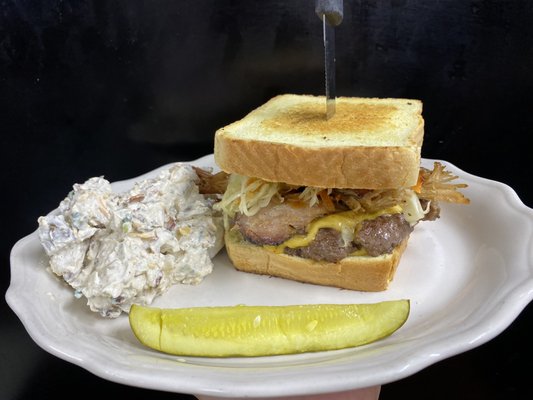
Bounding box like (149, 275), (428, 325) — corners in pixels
(216, 175), (427, 226)
(298, 187), (324, 207)
(214, 163), (468, 228)
(401, 190), (426, 225)
(215, 174), (281, 220)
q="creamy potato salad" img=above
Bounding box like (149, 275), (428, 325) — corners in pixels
(38, 164), (223, 318)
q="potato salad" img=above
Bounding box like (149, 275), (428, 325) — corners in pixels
(38, 164), (224, 318)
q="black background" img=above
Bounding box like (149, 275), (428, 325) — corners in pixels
(2, 1), (532, 399)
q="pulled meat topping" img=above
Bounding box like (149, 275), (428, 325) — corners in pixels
(234, 200), (329, 246)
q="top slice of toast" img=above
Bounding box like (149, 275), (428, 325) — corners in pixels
(214, 94), (424, 189)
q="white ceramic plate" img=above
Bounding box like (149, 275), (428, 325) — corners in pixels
(6, 154), (533, 398)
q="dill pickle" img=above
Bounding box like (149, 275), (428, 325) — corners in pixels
(129, 300), (409, 357)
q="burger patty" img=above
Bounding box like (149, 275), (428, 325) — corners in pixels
(284, 228), (356, 262)
(353, 213), (413, 257)
(285, 214), (412, 261)
(233, 202), (413, 262)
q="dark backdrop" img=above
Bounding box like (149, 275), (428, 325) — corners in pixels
(2, 1), (532, 399)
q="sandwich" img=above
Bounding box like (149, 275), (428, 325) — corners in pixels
(213, 94), (469, 291)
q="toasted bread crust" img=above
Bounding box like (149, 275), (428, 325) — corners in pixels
(225, 231), (409, 292)
(215, 137), (422, 189)
(214, 94), (424, 189)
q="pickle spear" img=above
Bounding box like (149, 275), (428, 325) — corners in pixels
(129, 300), (409, 357)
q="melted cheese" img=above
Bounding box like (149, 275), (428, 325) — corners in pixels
(266, 206), (402, 254)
